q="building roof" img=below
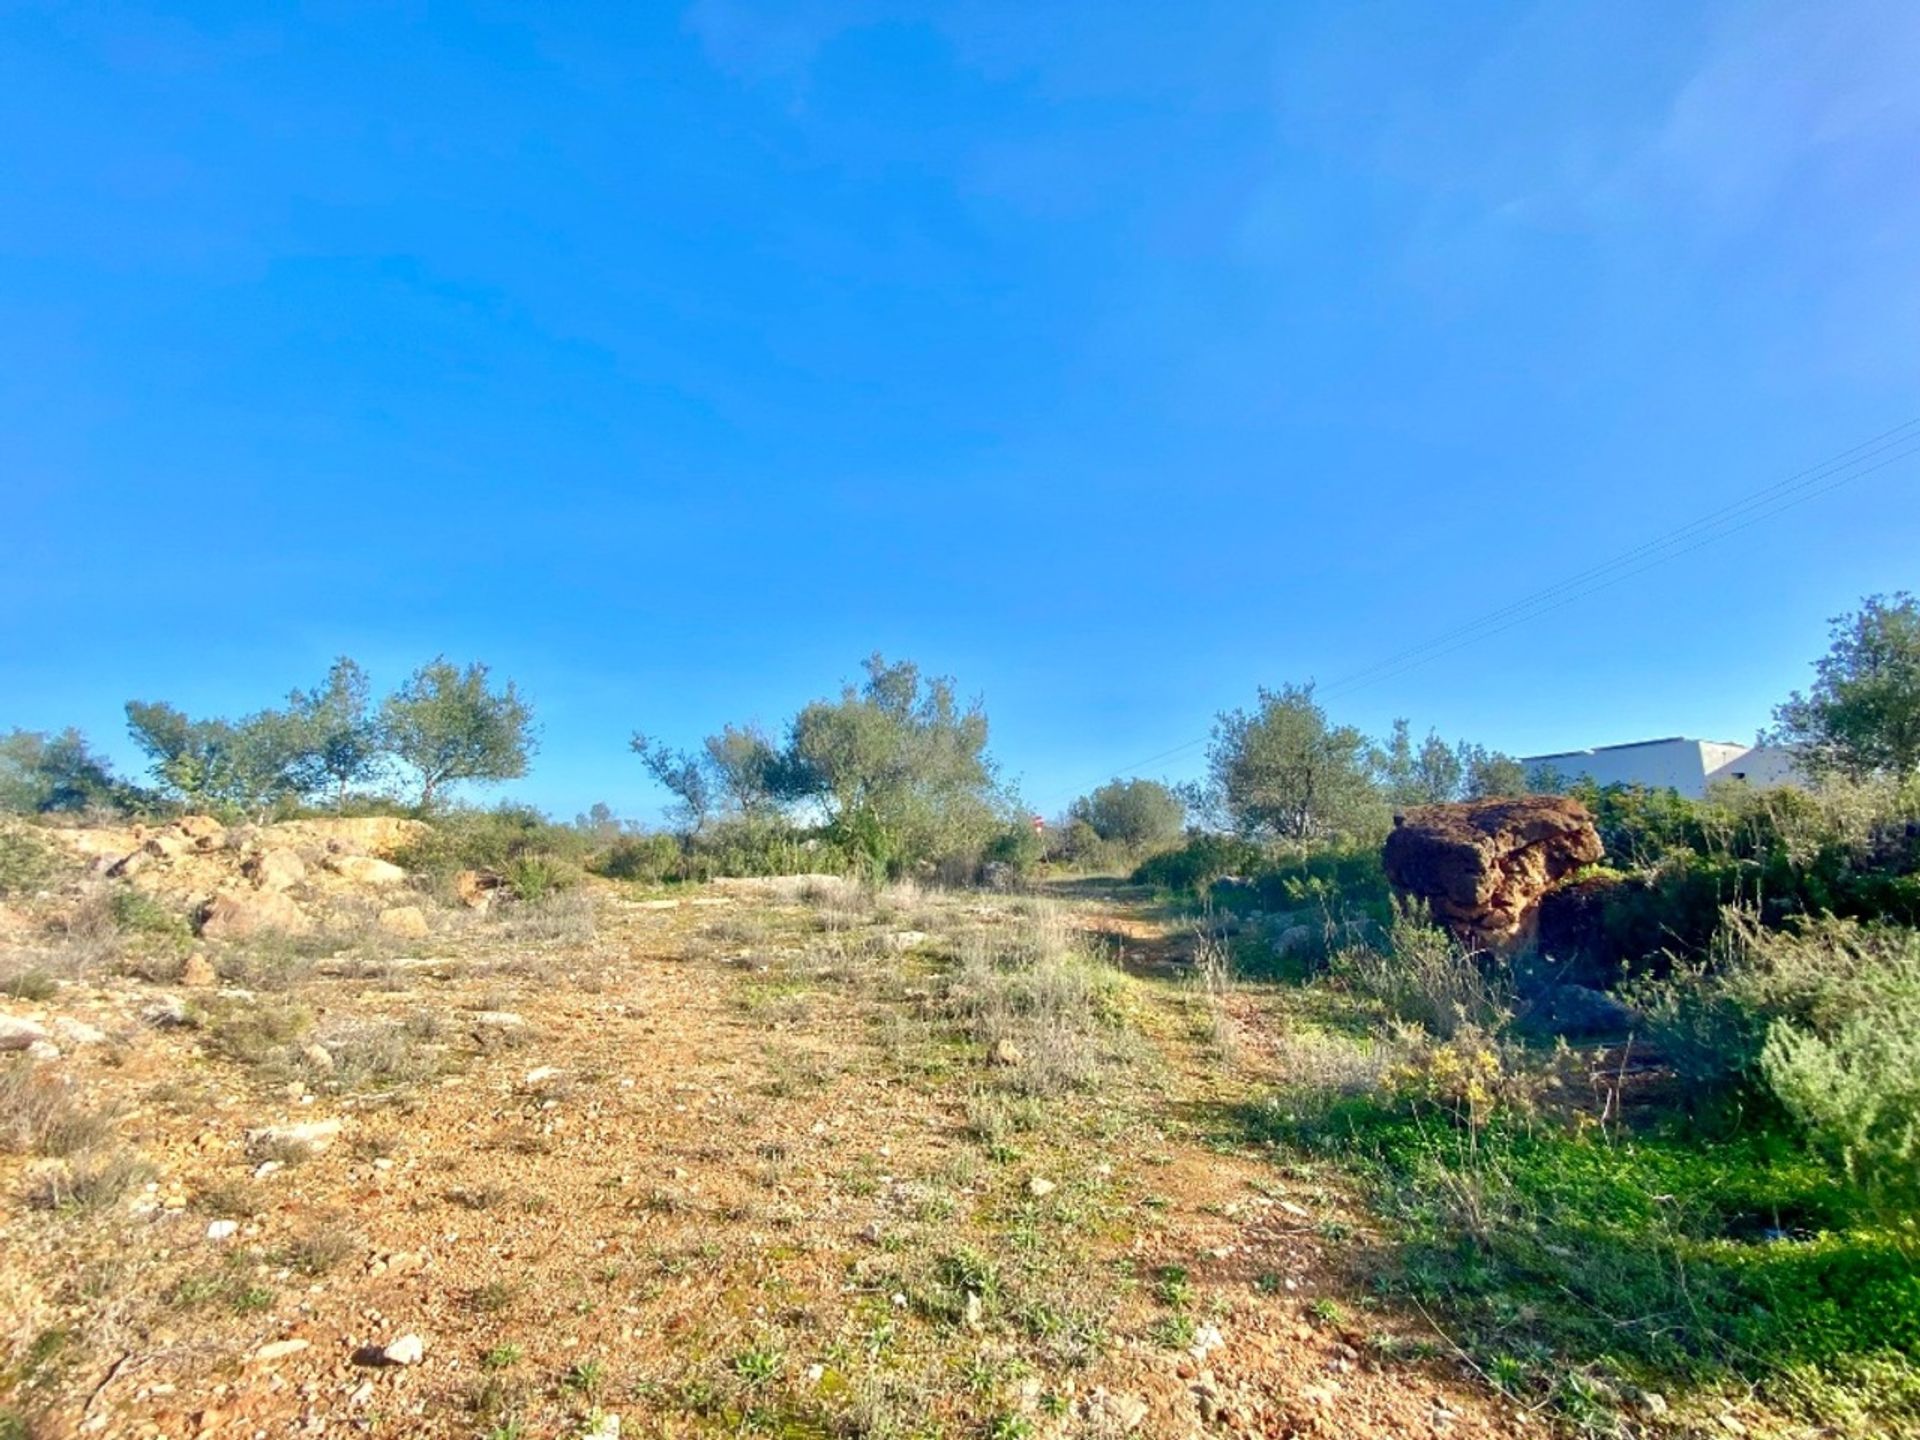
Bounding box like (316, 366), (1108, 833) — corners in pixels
(1520, 736), (1746, 764)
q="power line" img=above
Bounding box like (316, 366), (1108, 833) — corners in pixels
(1033, 420), (1919, 812)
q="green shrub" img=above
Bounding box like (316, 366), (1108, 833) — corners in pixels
(593, 832), (684, 884)
(0, 823), (54, 898)
(1131, 834), (1264, 893)
(390, 804), (590, 893)
(1336, 900), (1511, 1040)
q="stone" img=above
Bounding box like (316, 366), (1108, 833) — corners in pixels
(581, 1414), (620, 1440)
(180, 952), (218, 988)
(0, 1016), (52, 1051)
(26, 1040), (60, 1061)
(470, 1010), (526, 1030)
(1382, 796), (1604, 951)
(1026, 1176), (1056, 1199)
(51, 1018), (108, 1047)
(251, 1338), (310, 1363)
(1086, 1391), (1151, 1432)
(327, 854), (408, 887)
(246, 848), (308, 892)
(175, 815), (227, 849)
(144, 832), (190, 860)
(206, 1219), (239, 1241)
(199, 888), (312, 940)
(454, 869), (503, 908)
(380, 1334), (424, 1366)
(989, 1038), (1024, 1067)
(105, 849), (149, 879)
(247, 1119), (343, 1158)
(884, 930), (931, 951)
(1540, 984), (1640, 1037)
(377, 905), (431, 939)
(301, 1043), (336, 1074)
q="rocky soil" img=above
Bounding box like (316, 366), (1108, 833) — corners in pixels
(1, 838), (1546, 1439)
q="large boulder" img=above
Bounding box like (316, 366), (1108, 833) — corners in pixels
(1382, 796), (1603, 951)
(245, 848), (308, 892)
(199, 888), (313, 940)
(326, 854), (408, 887)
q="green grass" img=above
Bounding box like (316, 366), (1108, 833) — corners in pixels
(1230, 1094), (1920, 1423)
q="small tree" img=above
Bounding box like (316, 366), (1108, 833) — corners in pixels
(381, 659), (535, 808)
(631, 734), (715, 834)
(1460, 745), (1528, 800)
(786, 655), (1006, 869)
(288, 657), (383, 806)
(1208, 683), (1385, 843)
(125, 701), (304, 815)
(0, 728), (126, 814)
(1373, 720), (1466, 807)
(1070, 778), (1186, 848)
(1770, 593), (1920, 780)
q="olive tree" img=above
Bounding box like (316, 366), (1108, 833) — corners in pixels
(381, 659), (535, 808)
(1070, 778), (1186, 848)
(124, 701), (308, 815)
(1208, 683), (1386, 843)
(1770, 593), (1920, 780)
(0, 728), (126, 814)
(786, 655), (1007, 869)
(287, 657), (384, 806)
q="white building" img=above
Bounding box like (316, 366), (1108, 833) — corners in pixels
(1520, 737), (1802, 799)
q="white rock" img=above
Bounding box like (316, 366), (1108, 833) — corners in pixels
(1026, 1176), (1057, 1198)
(523, 1065), (562, 1087)
(26, 1040), (61, 1061)
(251, 1338), (310, 1363)
(0, 1016), (51, 1051)
(470, 1010), (526, 1029)
(381, 1333), (424, 1366)
(581, 1415), (620, 1440)
(52, 1018), (109, 1047)
(247, 1119), (343, 1156)
(207, 1219), (239, 1241)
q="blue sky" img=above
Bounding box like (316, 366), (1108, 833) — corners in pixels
(4, 0), (1918, 822)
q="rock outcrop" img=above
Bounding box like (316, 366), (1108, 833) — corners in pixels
(199, 888), (313, 940)
(1382, 796), (1603, 951)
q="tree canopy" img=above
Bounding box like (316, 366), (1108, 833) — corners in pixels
(1208, 683), (1386, 843)
(382, 659), (536, 808)
(1771, 593), (1920, 780)
(1070, 778), (1186, 848)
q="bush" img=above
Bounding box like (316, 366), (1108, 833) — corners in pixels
(1131, 834), (1264, 893)
(0, 823), (54, 899)
(1336, 900), (1512, 1040)
(390, 804), (590, 895)
(593, 832), (684, 884)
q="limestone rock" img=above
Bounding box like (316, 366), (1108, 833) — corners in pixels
(176, 815), (227, 848)
(454, 868), (503, 909)
(199, 888), (312, 940)
(380, 1334), (425, 1366)
(1382, 796), (1603, 951)
(0, 1015), (52, 1051)
(251, 1338), (310, 1364)
(180, 952), (218, 987)
(246, 848), (307, 892)
(327, 854), (408, 887)
(248, 1118), (343, 1158)
(377, 904), (431, 939)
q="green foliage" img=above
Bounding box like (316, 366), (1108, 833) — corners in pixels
(0, 823), (56, 898)
(1771, 592), (1920, 780)
(391, 804), (587, 894)
(0, 728), (127, 815)
(381, 658), (535, 808)
(637, 654), (1016, 877)
(1208, 682), (1387, 843)
(1252, 1096), (1920, 1421)
(1069, 778), (1185, 849)
(593, 831), (685, 884)
(1336, 900), (1511, 1039)
(286, 657), (383, 804)
(124, 700), (309, 816)
(1131, 833), (1264, 893)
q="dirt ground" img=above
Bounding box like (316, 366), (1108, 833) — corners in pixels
(2, 864), (1548, 1440)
